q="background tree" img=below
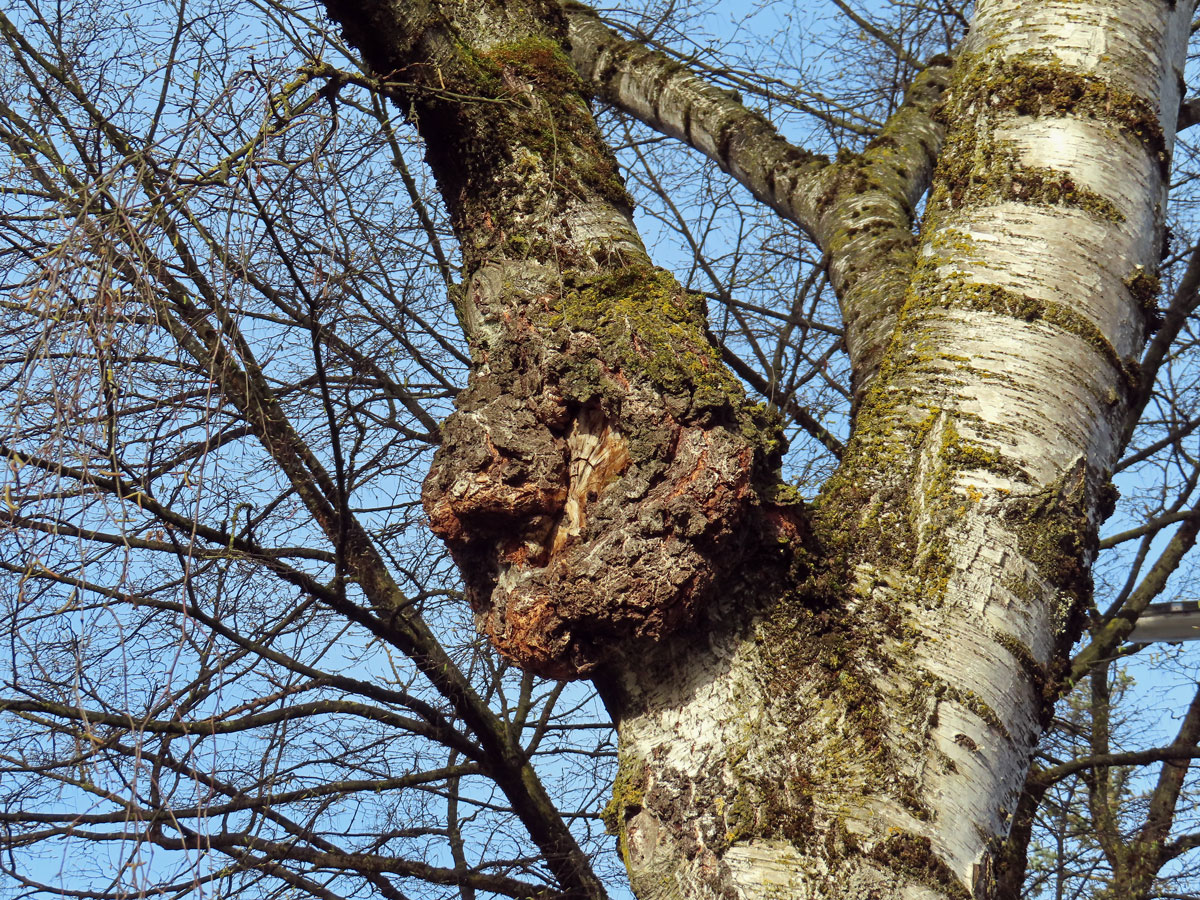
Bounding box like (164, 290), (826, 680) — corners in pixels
(2, 1), (1200, 899)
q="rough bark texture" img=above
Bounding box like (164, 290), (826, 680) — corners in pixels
(321, 0), (1195, 897)
(321, 0), (794, 680)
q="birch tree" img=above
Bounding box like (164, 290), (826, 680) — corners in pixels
(4, 1), (1200, 899)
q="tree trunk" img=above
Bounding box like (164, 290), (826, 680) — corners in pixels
(318, 0), (1193, 897)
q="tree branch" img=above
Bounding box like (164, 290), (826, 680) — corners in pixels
(1069, 506), (1200, 684)
(563, 0), (952, 400)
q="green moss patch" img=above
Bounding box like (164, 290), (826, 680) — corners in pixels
(485, 36), (582, 93)
(479, 37), (631, 211)
(602, 755), (647, 836)
(903, 273), (1136, 394)
(942, 53), (1166, 176)
(934, 138), (1123, 222)
(553, 265), (744, 414)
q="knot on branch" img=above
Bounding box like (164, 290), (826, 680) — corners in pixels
(422, 266), (787, 678)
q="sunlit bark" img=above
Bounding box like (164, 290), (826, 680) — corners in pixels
(4, 0), (1198, 897)
(313, 0), (1197, 898)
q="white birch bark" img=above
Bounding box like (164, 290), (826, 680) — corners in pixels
(600, 3), (1196, 899)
